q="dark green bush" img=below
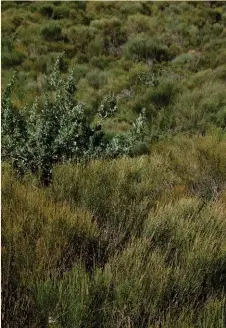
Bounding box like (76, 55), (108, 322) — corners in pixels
(86, 69), (108, 90)
(90, 55), (115, 69)
(87, 35), (105, 57)
(90, 17), (126, 52)
(53, 6), (70, 20)
(66, 25), (96, 49)
(133, 90), (157, 120)
(119, 2), (143, 15)
(150, 80), (178, 107)
(71, 64), (90, 82)
(38, 4), (54, 18)
(40, 23), (62, 41)
(125, 14), (152, 35)
(124, 35), (171, 62)
(2, 49), (26, 68)
(11, 14), (24, 28)
(1, 37), (14, 53)
(172, 81), (226, 133)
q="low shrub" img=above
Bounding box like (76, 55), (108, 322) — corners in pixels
(172, 80), (226, 133)
(124, 35), (171, 62)
(65, 25), (96, 55)
(2, 49), (26, 68)
(125, 14), (152, 35)
(53, 6), (70, 20)
(38, 4), (54, 18)
(86, 69), (108, 90)
(40, 23), (62, 41)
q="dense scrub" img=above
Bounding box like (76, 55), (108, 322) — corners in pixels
(1, 1), (226, 136)
(2, 132), (226, 327)
(2, 1), (226, 327)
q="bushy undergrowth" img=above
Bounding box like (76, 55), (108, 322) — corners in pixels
(2, 2), (226, 327)
(1, 1), (226, 135)
(2, 133), (226, 327)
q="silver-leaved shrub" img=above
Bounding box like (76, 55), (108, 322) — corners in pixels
(2, 55), (146, 185)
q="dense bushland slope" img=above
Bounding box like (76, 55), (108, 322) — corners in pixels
(2, 1), (226, 327)
(2, 1), (226, 135)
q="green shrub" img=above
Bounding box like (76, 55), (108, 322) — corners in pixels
(172, 81), (226, 133)
(2, 57), (100, 185)
(65, 25), (96, 52)
(11, 14), (24, 28)
(1, 36), (13, 53)
(1, 18), (16, 34)
(90, 55), (115, 69)
(71, 64), (90, 82)
(1, 36), (26, 68)
(172, 53), (195, 65)
(87, 35), (105, 57)
(2, 168), (100, 327)
(119, 2), (143, 15)
(86, 69), (108, 90)
(2, 56), (147, 185)
(2, 49), (26, 68)
(38, 4), (54, 18)
(90, 16), (125, 52)
(125, 14), (152, 35)
(41, 23), (62, 41)
(215, 49), (226, 67)
(150, 79), (178, 107)
(53, 6), (70, 20)
(124, 35), (171, 62)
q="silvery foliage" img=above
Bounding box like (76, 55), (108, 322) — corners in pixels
(2, 73), (28, 171)
(96, 93), (146, 157)
(105, 108), (147, 157)
(2, 55), (147, 182)
(97, 93), (117, 119)
(2, 56), (103, 178)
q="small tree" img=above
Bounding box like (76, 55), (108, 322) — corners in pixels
(2, 55), (146, 186)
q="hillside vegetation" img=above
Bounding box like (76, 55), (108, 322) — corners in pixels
(2, 1), (226, 328)
(2, 1), (226, 135)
